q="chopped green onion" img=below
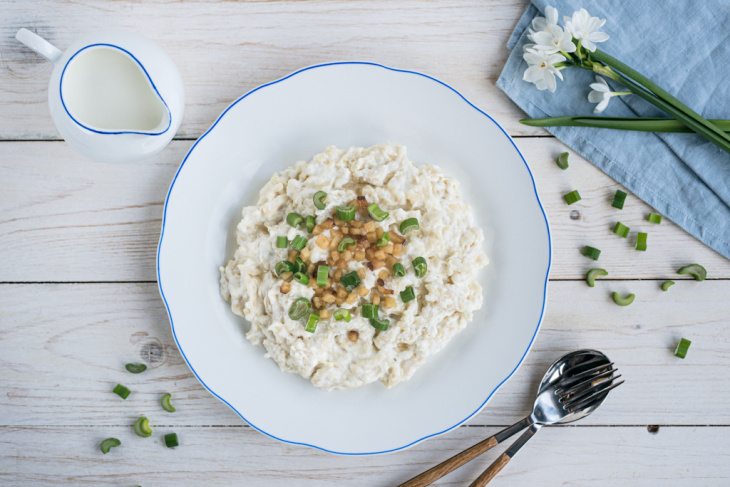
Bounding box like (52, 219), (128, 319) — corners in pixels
(276, 236), (288, 248)
(613, 222), (630, 238)
(125, 363), (147, 374)
(400, 286), (416, 303)
(334, 308), (351, 322)
(275, 260), (295, 276)
(289, 298), (310, 320)
(305, 313), (320, 333)
(113, 384), (130, 400)
(340, 271), (361, 291)
(369, 317), (390, 331)
(305, 215), (316, 233)
(648, 213), (662, 224)
(164, 432), (179, 448)
(582, 246), (601, 260)
(661, 280), (675, 291)
(338, 236), (356, 253)
(611, 292), (635, 306)
(313, 191), (327, 210)
(556, 152), (569, 170)
(317, 265), (330, 286)
(586, 268), (608, 287)
(367, 203), (390, 222)
(393, 263), (405, 277)
(635, 232), (648, 251)
(376, 232), (390, 247)
(100, 437), (121, 454)
(293, 272), (310, 285)
(134, 417), (152, 438)
(563, 190), (581, 205)
(291, 235), (307, 252)
(286, 212), (304, 228)
(412, 257), (427, 278)
(399, 218), (420, 234)
(336, 205), (356, 222)
(294, 257), (306, 274)
(161, 393), (176, 413)
(677, 264), (707, 281)
(362, 303), (379, 319)
(612, 190), (627, 209)
(674, 338), (691, 359)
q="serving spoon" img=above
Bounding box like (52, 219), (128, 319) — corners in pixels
(398, 349), (623, 487)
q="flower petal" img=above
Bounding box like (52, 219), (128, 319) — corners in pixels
(523, 65), (544, 83)
(595, 96), (610, 113)
(588, 31), (610, 43)
(588, 91), (605, 103)
(544, 71), (557, 92)
(545, 6), (558, 25)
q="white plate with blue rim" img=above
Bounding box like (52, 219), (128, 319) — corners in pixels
(157, 62), (551, 455)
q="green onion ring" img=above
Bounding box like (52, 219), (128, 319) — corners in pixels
(289, 298), (310, 320)
(276, 236), (288, 248)
(113, 384), (130, 400)
(293, 257), (306, 274)
(134, 417), (152, 438)
(613, 222), (630, 238)
(340, 271), (361, 291)
(677, 264), (707, 281)
(125, 363), (147, 374)
(556, 152), (569, 170)
(293, 272), (310, 285)
(376, 232), (390, 247)
(661, 280), (675, 291)
(336, 205), (356, 222)
(161, 393), (176, 413)
(585, 268), (608, 287)
(164, 432), (179, 448)
(100, 437), (121, 454)
(392, 263), (405, 277)
(367, 203), (390, 222)
(316, 265), (330, 286)
(400, 286), (416, 303)
(334, 308), (351, 322)
(612, 190), (627, 210)
(674, 338), (691, 359)
(635, 232), (648, 251)
(412, 257), (427, 278)
(305, 313), (320, 333)
(648, 213), (662, 224)
(399, 218), (419, 235)
(611, 292), (635, 306)
(286, 212), (304, 228)
(275, 260), (296, 276)
(337, 236), (356, 253)
(362, 303), (378, 319)
(305, 215), (316, 233)
(313, 191), (327, 210)
(582, 246), (601, 260)
(563, 190), (581, 205)
(369, 317), (390, 331)
(291, 235), (308, 252)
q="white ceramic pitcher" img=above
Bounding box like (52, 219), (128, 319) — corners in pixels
(16, 28), (184, 164)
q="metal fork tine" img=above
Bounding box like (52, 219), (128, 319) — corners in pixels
(564, 380), (625, 412)
(556, 368), (618, 397)
(557, 362), (614, 389)
(562, 376), (623, 409)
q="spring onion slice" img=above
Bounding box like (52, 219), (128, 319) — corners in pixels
(376, 232), (390, 247)
(291, 235), (307, 252)
(556, 152), (569, 170)
(161, 393), (176, 413)
(635, 232), (648, 251)
(276, 236), (287, 249)
(369, 317), (390, 331)
(125, 363), (147, 374)
(582, 246), (601, 260)
(113, 384), (130, 400)
(674, 338), (691, 359)
(367, 203), (390, 222)
(313, 191), (327, 210)
(305, 313), (320, 333)
(399, 218), (419, 234)
(677, 264), (707, 281)
(293, 257), (306, 274)
(305, 215), (316, 233)
(134, 417), (152, 438)
(613, 222), (630, 238)
(336, 205), (356, 222)
(293, 272), (310, 285)
(586, 268), (608, 287)
(289, 298), (310, 320)
(275, 260), (295, 276)
(338, 236), (356, 253)
(563, 190), (581, 205)
(412, 257), (427, 278)
(648, 213), (662, 224)
(334, 308), (352, 322)
(100, 437), (121, 454)
(340, 271), (361, 291)
(611, 292), (635, 306)
(612, 190), (627, 209)
(362, 303), (379, 319)
(661, 280), (675, 291)
(316, 265), (330, 286)
(164, 432), (179, 448)
(393, 263), (405, 277)
(400, 286), (416, 303)
(286, 212), (304, 228)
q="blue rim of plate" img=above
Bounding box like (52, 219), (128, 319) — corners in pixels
(157, 61), (552, 455)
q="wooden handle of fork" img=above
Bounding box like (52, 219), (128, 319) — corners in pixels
(397, 436), (499, 487)
(469, 452), (510, 487)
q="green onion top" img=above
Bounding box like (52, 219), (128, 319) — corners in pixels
(305, 215), (316, 233)
(585, 268), (608, 287)
(635, 232), (648, 251)
(305, 313), (320, 333)
(113, 384), (130, 400)
(294, 257), (306, 274)
(677, 264), (707, 281)
(582, 246), (601, 261)
(362, 303), (379, 319)
(376, 232), (390, 248)
(161, 393), (176, 413)
(556, 152), (569, 170)
(369, 317), (390, 331)
(276, 236), (288, 249)
(164, 432), (179, 448)
(334, 308), (352, 322)
(399, 218), (419, 235)
(367, 203), (390, 222)
(400, 286), (416, 303)
(100, 437), (121, 454)
(674, 338), (691, 359)
(275, 260), (296, 276)
(613, 222), (630, 238)
(291, 235), (308, 252)
(336, 205), (356, 222)
(293, 272), (310, 285)
(340, 271), (361, 291)
(393, 263), (405, 277)
(289, 298), (310, 320)
(286, 212), (304, 228)
(316, 265), (330, 286)
(563, 190), (581, 205)
(611, 292), (635, 306)
(412, 257), (427, 278)
(313, 191), (327, 210)
(612, 190), (627, 210)
(338, 236), (356, 253)
(648, 213), (662, 224)
(125, 363), (147, 374)
(134, 416), (152, 438)
(661, 280), (675, 291)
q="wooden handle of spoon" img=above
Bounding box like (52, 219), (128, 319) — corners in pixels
(469, 452), (510, 487)
(397, 436), (498, 487)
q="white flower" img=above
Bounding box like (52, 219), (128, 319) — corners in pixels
(530, 5), (559, 32)
(523, 48), (565, 93)
(564, 8), (609, 52)
(530, 24), (577, 54)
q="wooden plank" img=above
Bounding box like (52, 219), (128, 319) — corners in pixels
(1, 424), (728, 486)
(1, 0), (544, 140)
(1, 139), (728, 282)
(2, 281), (729, 427)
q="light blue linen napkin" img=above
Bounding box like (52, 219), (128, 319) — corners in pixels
(497, 0), (730, 259)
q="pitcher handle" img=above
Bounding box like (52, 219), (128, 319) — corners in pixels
(16, 28), (62, 64)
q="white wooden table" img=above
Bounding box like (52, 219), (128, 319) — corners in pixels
(3, 1), (730, 485)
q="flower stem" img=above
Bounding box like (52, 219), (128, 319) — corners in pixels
(520, 116), (730, 133)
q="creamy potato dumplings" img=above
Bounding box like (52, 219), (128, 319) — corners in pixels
(219, 144), (487, 390)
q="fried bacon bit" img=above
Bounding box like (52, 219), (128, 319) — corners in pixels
(377, 284), (394, 295)
(348, 330), (359, 343)
(321, 218), (335, 230)
(367, 262), (375, 271)
(356, 195), (369, 209)
(377, 278), (385, 287)
(355, 235), (370, 249)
